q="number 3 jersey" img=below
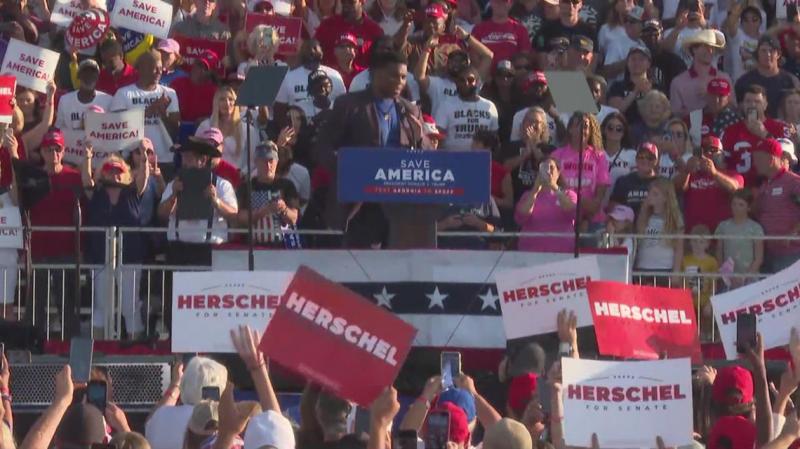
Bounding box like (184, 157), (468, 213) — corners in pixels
(721, 118), (790, 187)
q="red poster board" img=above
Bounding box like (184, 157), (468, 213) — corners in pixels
(0, 76), (15, 124)
(260, 266), (417, 406)
(245, 13), (302, 55)
(587, 281), (702, 363)
(173, 36), (227, 76)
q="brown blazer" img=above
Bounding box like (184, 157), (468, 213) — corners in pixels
(313, 90), (438, 248)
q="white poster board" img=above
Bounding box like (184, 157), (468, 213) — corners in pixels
(0, 208), (22, 249)
(171, 271), (293, 352)
(495, 256), (600, 339)
(1, 39), (59, 93)
(110, 0), (173, 39)
(562, 357), (693, 448)
(50, 0), (108, 27)
(711, 259), (800, 359)
(84, 109), (145, 160)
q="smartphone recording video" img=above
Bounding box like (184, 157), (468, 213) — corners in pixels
(440, 351), (461, 390)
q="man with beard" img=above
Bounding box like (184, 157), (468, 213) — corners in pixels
(274, 39), (347, 124)
(434, 66), (500, 151)
(314, 0), (384, 68)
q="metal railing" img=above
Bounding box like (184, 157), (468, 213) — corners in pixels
(0, 225), (793, 343)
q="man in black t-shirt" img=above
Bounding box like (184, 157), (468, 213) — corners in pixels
(609, 142), (660, 217)
(536, 0), (596, 51)
(237, 142), (301, 248)
(735, 36), (800, 117)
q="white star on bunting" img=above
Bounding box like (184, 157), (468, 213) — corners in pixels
(426, 286), (448, 309)
(478, 288), (499, 311)
(373, 286), (395, 309)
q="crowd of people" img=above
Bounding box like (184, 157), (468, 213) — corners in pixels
(2, 320), (800, 449)
(3, 0), (800, 337)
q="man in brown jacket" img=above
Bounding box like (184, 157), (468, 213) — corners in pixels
(314, 50), (439, 249)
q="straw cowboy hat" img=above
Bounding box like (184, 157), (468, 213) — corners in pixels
(681, 28), (726, 49)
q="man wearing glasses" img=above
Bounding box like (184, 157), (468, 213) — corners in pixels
(675, 134), (743, 232)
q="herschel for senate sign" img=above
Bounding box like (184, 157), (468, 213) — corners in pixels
(337, 147), (490, 204)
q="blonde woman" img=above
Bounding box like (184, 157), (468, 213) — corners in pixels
(236, 25), (283, 79)
(503, 106), (550, 202)
(635, 177), (684, 285)
(81, 149), (149, 338)
(551, 112), (609, 235)
(631, 90), (672, 145)
(659, 117), (693, 179)
(196, 86), (261, 171)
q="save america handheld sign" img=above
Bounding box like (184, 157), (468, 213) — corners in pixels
(2, 39), (59, 93)
(84, 109), (145, 159)
(495, 256), (599, 339)
(110, 0), (172, 39)
(587, 281), (701, 362)
(337, 147), (490, 205)
(260, 266), (417, 406)
(562, 357), (693, 448)
(712, 259), (800, 360)
(172, 271), (292, 352)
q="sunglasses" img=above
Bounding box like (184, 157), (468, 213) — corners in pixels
(605, 124), (624, 132)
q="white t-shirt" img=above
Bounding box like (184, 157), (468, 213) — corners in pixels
(635, 215), (676, 270)
(434, 96), (499, 151)
(658, 151), (692, 179)
(349, 69), (422, 103)
(605, 148), (638, 189)
(427, 75), (459, 115)
(598, 24), (627, 54)
(274, 64), (347, 107)
(604, 36), (646, 82)
(196, 119), (261, 170)
(110, 83), (180, 162)
(725, 30), (758, 82)
(160, 176), (238, 244)
(55, 90), (113, 166)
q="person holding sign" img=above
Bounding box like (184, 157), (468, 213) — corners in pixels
(80, 146), (149, 339)
(0, 130), (20, 313)
(16, 82), (57, 167)
(111, 50), (180, 168)
(236, 25), (282, 79)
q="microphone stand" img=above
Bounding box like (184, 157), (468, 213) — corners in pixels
(73, 194), (82, 337)
(574, 116), (586, 259)
(245, 108), (255, 271)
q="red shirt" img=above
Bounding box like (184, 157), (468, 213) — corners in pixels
(471, 19), (532, 65)
(338, 64), (364, 90)
(756, 169), (800, 257)
(0, 136), (26, 188)
(96, 63), (138, 96)
(490, 160), (507, 200)
(684, 169), (744, 233)
(315, 15), (384, 69)
(169, 77), (217, 123)
(722, 119), (790, 187)
(30, 166), (84, 260)
(213, 158), (241, 190)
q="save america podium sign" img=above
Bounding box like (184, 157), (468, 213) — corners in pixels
(337, 147), (490, 204)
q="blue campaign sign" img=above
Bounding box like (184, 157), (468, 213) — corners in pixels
(337, 147), (490, 205)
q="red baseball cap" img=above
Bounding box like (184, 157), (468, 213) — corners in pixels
(507, 373), (538, 415)
(196, 50), (219, 70)
(707, 78), (731, 97)
(711, 365), (754, 406)
(637, 141), (659, 160)
(101, 160), (129, 174)
(41, 129), (65, 149)
(708, 416), (756, 449)
(425, 3), (447, 19)
(702, 134), (722, 150)
(336, 32), (358, 48)
(429, 402), (470, 445)
(753, 138), (783, 158)
(522, 71), (547, 91)
(422, 114), (446, 140)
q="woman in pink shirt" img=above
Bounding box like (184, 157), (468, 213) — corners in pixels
(515, 157), (578, 252)
(551, 112), (610, 236)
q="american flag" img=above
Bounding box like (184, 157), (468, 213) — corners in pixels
(250, 189), (301, 249)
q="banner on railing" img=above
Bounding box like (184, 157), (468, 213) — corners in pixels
(171, 270), (292, 352)
(561, 357), (693, 448)
(587, 281), (701, 362)
(260, 266), (416, 406)
(337, 147), (490, 205)
(495, 256), (600, 339)
(213, 249), (630, 348)
(711, 259), (800, 360)
(0, 208), (22, 249)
